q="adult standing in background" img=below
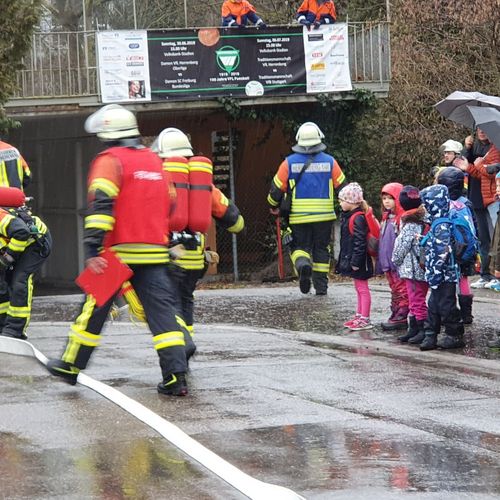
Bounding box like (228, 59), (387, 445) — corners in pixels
(0, 140), (31, 191)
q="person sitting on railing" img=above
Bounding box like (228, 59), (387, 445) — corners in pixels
(221, 0), (267, 28)
(296, 0), (336, 29)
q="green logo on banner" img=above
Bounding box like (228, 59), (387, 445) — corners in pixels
(216, 46), (240, 74)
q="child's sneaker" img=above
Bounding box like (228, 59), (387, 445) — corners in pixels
(343, 314), (361, 328)
(471, 277), (491, 289)
(349, 317), (374, 331)
(490, 281), (500, 292)
(484, 278), (500, 290)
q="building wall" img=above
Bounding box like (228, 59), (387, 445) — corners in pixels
(7, 107), (292, 286)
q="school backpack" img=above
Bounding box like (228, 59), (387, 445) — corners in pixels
(348, 207), (381, 257)
(420, 201), (478, 264)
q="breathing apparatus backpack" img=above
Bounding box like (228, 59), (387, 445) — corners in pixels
(164, 156), (213, 235)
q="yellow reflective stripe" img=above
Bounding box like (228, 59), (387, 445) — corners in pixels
(186, 324), (194, 336)
(312, 262), (330, 273)
(17, 159), (24, 184)
(112, 244), (168, 253)
(272, 174), (283, 189)
(0, 214), (14, 234)
(292, 199), (334, 210)
(336, 171), (346, 185)
(85, 214), (115, 231)
(291, 249), (310, 265)
(23, 274), (34, 334)
(227, 215), (244, 233)
(117, 253), (169, 265)
(69, 325), (101, 347)
(267, 193), (279, 207)
(7, 305), (30, 318)
(153, 331), (185, 350)
(289, 213), (336, 224)
(176, 315), (188, 330)
(0, 163), (8, 186)
(89, 178), (119, 197)
(8, 237), (28, 252)
(177, 261), (205, 270)
(164, 161), (189, 173)
(0, 301), (9, 314)
(189, 161), (213, 174)
(33, 216), (48, 234)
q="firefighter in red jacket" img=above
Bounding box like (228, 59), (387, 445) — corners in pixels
(0, 140), (32, 191)
(47, 104), (190, 397)
(0, 189), (51, 339)
(154, 128), (245, 357)
(221, 0), (266, 28)
(296, 0), (337, 29)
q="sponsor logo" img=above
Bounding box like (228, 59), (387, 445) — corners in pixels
(134, 171), (163, 181)
(311, 63), (326, 71)
(215, 46), (240, 74)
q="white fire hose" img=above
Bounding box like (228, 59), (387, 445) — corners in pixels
(0, 336), (305, 500)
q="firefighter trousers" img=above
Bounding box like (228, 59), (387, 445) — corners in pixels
(290, 220), (333, 294)
(0, 234), (52, 339)
(60, 263), (188, 378)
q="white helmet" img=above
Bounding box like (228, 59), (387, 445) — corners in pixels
(439, 139), (463, 154)
(84, 104), (139, 140)
(295, 122), (325, 147)
(152, 127), (193, 158)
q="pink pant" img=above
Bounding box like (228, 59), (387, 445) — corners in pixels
(404, 279), (429, 321)
(386, 270), (409, 309)
(459, 276), (471, 295)
(353, 278), (371, 318)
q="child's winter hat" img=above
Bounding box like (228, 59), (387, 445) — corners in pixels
(339, 182), (364, 204)
(399, 185), (422, 211)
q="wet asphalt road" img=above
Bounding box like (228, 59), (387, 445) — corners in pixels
(1, 283), (499, 499)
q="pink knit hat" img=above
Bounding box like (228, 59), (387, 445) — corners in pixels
(339, 182), (364, 204)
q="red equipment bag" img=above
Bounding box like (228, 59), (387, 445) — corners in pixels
(164, 156), (189, 232)
(188, 156), (213, 233)
(0, 187), (25, 208)
(348, 207), (381, 257)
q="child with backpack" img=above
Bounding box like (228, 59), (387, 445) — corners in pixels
(336, 182), (376, 331)
(419, 184), (464, 351)
(391, 186), (429, 344)
(436, 167), (478, 324)
(377, 183), (409, 330)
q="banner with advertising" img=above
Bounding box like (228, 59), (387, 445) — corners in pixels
(97, 25), (351, 103)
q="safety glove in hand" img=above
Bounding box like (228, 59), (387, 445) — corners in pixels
(0, 253), (15, 270)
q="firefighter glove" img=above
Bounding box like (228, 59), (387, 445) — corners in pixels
(0, 252), (15, 270)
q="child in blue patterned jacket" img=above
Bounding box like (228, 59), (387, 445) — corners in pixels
(419, 184), (464, 351)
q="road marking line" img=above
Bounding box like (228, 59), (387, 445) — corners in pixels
(0, 336), (304, 500)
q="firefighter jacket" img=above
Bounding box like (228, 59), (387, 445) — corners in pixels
(174, 185), (244, 271)
(296, 0), (337, 24)
(221, 0), (263, 27)
(85, 145), (174, 265)
(0, 141), (31, 191)
(267, 151), (345, 224)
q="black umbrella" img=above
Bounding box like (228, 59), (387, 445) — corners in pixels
(467, 106), (500, 150)
(434, 91), (500, 128)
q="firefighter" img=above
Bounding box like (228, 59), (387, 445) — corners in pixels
(154, 127), (245, 356)
(47, 104), (190, 397)
(0, 140), (31, 190)
(221, 0), (267, 28)
(268, 122), (346, 295)
(0, 190), (51, 339)
(296, 0), (337, 29)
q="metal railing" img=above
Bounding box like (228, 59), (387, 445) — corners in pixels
(13, 22), (390, 101)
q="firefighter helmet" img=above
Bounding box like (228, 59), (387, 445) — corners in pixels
(153, 127), (193, 158)
(439, 139), (463, 154)
(295, 122), (325, 147)
(84, 104), (140, 140)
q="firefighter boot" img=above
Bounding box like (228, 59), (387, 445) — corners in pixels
(398, 316), (418, 343)
(157, 372), (188, 396)
(313, 271), (328, 296)
(381, 306), (408, 331)
(458, 295), (473, 325)
(46, 359), (80, 385)
(298, 263), (312, 294)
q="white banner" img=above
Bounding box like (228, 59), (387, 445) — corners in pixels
(97, 30), (151, 103)
(303, 23), (352, 93)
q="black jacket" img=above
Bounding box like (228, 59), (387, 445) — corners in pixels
(336, 207), (374, 280)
